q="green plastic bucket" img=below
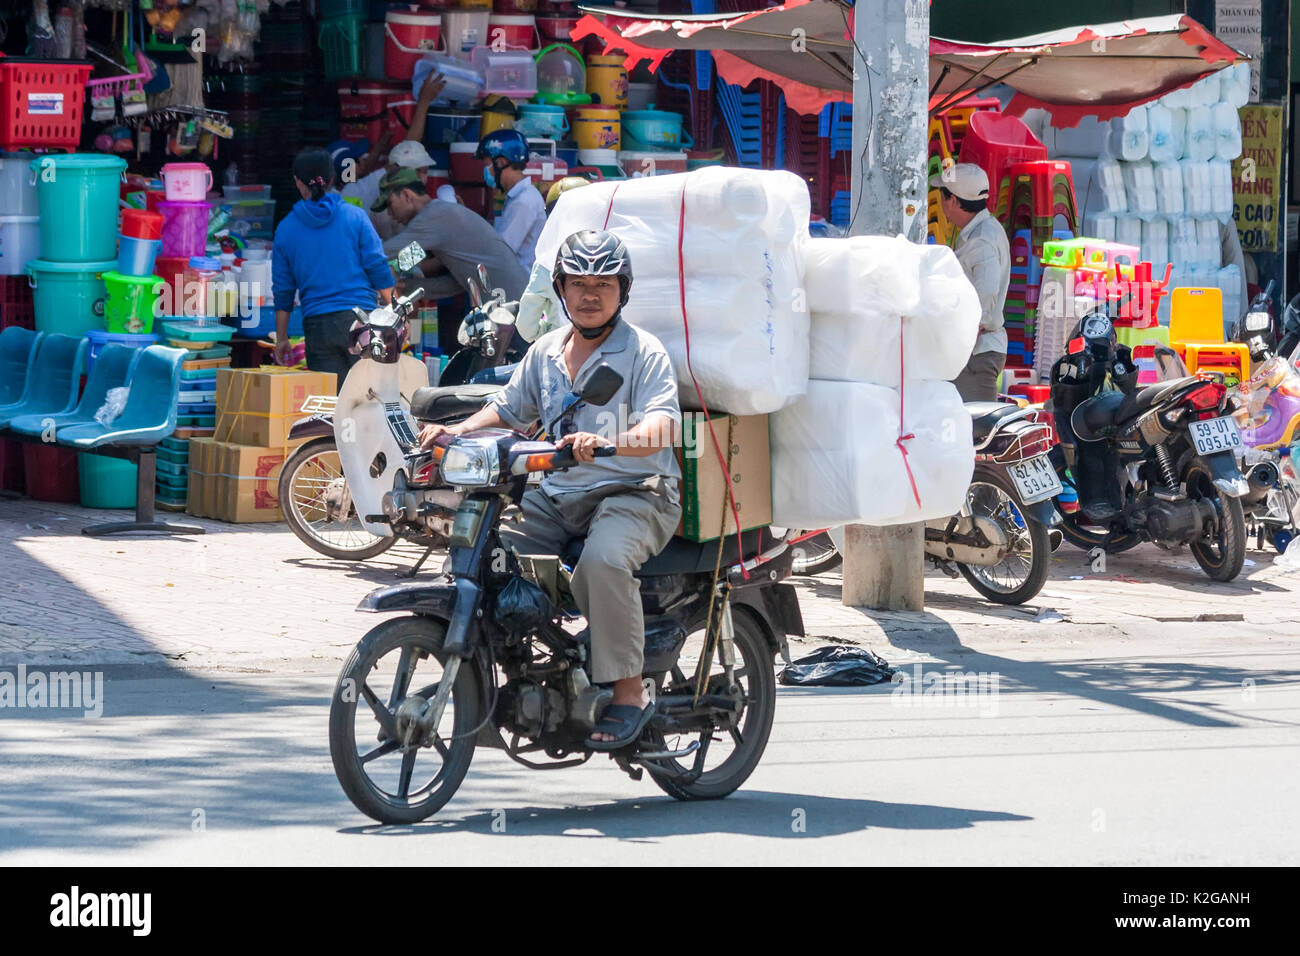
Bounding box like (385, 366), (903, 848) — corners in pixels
(27, 258), (116, 336)
(29, 154), (127, 262)
(78, 454), (138, 509)
(103, 271), (162, 334)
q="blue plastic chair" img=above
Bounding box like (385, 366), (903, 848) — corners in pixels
(7, 344), (143, 438)
(0, 333), (87, 429)
(57, 345), (186, 449)
(0, 327), (43, 406)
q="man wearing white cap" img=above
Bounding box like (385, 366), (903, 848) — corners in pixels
(341, 139), (436, 239)
(931, 162), (1010, 402)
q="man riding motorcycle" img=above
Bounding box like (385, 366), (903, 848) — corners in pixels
(418, 230), (683, 750)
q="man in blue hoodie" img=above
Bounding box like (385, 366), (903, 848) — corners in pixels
(272, 149), (395, 385)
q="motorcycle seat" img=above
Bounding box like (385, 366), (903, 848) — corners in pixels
(409, 383), (502, 423)
(1115, 376), (1199, 423)
(1074, 377), (1201, 440)
(967, 402), (1026, 444)
(560, 527), (773, 577)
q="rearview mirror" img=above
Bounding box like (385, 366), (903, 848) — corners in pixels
(1245, 311), (1271, 332)
(578, 364), (623, 407)
(391, 241), (427, 274)
(489, 305), (516, 327)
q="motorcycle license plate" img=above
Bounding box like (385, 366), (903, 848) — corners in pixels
(1007, 454), (1063, 504)
(1189, 415), (1242, 456)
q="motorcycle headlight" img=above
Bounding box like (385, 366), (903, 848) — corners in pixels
(439, 437), (499, 487)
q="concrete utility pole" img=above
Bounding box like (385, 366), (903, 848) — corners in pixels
(841, 0), (929, 612)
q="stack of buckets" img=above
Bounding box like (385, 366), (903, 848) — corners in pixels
(154, 162), (213, 328)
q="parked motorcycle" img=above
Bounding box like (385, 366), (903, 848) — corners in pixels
(1048, 309), (1249, 582)
(328, 366), (804, 823)
(787, 402), (1060, 605)
(1229, 288), (1300, 552)
(278, 254), (518, 561)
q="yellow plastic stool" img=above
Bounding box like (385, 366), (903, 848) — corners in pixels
(1169, 287), (1249, 380)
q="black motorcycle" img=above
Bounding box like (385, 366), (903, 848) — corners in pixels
(328, 366), (804, 823)
(1049, 310), (1249, 581)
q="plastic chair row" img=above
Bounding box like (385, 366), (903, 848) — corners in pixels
(0, 326), (203, 536)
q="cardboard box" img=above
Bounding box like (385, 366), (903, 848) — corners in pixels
(215, 368), (336, 448)
(675, 412), (772, 542)
(186, 438), (291, 523)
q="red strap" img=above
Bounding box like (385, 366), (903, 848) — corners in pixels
(601, 182), (622, 229)
(675, 185), (749, 580)
(897, 326), (922, 509)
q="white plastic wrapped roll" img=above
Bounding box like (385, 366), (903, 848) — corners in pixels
(1083, 211), (1117, 242)
(1097, 153), (1129, 213)
(1121, 161), (1158, 220)
(769, 379), (974, 528)
(1153, 162), (1184, 217)
(1147, 104), (1179, 164)
(1220, 62), (1250, 109)
(1109, 106), (1149, 161)
(1213, 102), (1242, 161)
(1185, 106), (1217, 162)
(1180, 159), (1209, 216)
(1210, 161), (1235, 222)
(1142, 218), (1170, 274)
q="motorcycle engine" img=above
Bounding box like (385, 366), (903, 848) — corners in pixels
(1143, 496), (1218, 544)
(498, 680), (567, 739)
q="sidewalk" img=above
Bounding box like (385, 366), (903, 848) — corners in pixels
(3, 496), (1299, 672)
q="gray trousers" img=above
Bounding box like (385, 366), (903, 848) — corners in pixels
(954, 349), (1006, 403)
(499, 478), (681, 683)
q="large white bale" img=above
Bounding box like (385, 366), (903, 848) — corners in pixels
(803, 237), (979, 385)
(532, 167), (810, 415)
(770, 379), (974, 528)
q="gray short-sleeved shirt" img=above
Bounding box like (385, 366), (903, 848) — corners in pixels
(492, 319), (682, 495)
(382, 199), (529, 301)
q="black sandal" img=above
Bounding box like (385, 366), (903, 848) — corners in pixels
(586, 703), (654, 752)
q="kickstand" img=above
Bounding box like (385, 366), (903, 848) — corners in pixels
(407, 541), (435, 578)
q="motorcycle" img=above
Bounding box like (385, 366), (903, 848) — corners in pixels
(1228, 287), (1300, 552)
(278, 252), (519, 561)
(1048, 309), (1249, 582)
(328, 366), (804, 824)
(787, 401), (1061, 606)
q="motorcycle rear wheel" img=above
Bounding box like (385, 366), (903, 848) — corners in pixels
(956, 469), (1050, 605)
(279, 437), (396, 561)
(646, 607), (776, 802)
(329, 617), (480, 824)
(1184, 457), (1247, 582)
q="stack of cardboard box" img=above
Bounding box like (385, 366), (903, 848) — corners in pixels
(675, 412), (772, 543)
(186, 368), (335, 523)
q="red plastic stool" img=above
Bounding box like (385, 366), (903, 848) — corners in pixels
(957, 111), (1047, 213)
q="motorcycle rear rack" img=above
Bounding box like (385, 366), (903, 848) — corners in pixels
(299, 394), (338, 415)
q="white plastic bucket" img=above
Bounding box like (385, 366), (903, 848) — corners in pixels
(441, 9), (490, 58)
(161, 162), (214, 201)
(488, 14), (539, 51)
(0, 216), (41, 275)
(0, 154), (39, 215)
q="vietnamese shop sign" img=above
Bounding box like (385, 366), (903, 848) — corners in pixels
(1232, 104), (1283, 253)
(1216, 1), (1262, 102)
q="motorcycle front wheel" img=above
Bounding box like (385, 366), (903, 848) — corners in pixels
(956, 468), (1050, 605)
(646, 606), (776, 802)
(1184, 456), (1247, 582)
(329, 616), (480, 824)
(789, 531), (842, 576)
(279, 437), (395, 561)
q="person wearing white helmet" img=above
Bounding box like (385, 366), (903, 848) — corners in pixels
(419, 230), (682, 751)
(931, 162), (1011, 402)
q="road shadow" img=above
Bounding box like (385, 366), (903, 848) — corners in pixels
(338, 789), (1032, 841)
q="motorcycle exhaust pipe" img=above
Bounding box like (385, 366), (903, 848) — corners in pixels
(1248, 461), (1280, 492)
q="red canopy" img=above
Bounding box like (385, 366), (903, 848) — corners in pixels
(572, 4), (1247, 121)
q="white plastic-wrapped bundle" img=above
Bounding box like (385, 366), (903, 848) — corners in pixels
(532, 167), (810, 415)
(1161, 84), (1191, 110)
(1170, 107), (1187, 159)
(1153, 162), (1184, 216)
(1220, 62), (1250, 109)
(769, 379), (974, 528)
(1109, 106), (1148, 161)
(1196, 218), (1221, 275)
(1210, 160), (1235, 222)
(1185, 106), (1216, 162)
(1213, 102), (1242, 160)
(1083, 211), (1117, 242)
(1051, 117), (1111, 157)
(1218, 264), (1244, 331)
(1115, 214), (1144, 252)
(1097, 153), (1128, 213)
(1142, 218), (1170, 274)
(1189, 73), (1220, 108)
(1147, 104), (1181, 164)
(1181, 159), (1210, 216)
(1122, 160), (1158, 220)
(1170, 216), (1201, 271)
(803, 238), (979, 386)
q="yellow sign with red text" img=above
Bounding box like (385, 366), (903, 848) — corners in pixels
(1232, 104), (1283, 253)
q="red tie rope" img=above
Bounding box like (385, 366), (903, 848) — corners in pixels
(896, 324), (921, 508)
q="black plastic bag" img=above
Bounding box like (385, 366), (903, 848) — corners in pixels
(778, 646), (896, 687)
(493, 577), (554, 631)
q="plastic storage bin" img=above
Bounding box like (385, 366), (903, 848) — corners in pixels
(83, 329), (159, 370)
(78, 454), (138, 509)
(414, 55), (485, 106)
(223, 184), (273, 202)
(27, 258), (115, 336)
(102, 271), (162, 334)
(0, 60), (93, 150)
(0, 216), (39, 275)
(30, 153), (127, 262)
(0, 152), (39, 214)
(469, 47), (537, 98)
(225, 200), (276, 240)
(157, 200), (212, 259)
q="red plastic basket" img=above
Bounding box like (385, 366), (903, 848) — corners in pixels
(0, 59), (94, 151)
(0, 275), (35, 330)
